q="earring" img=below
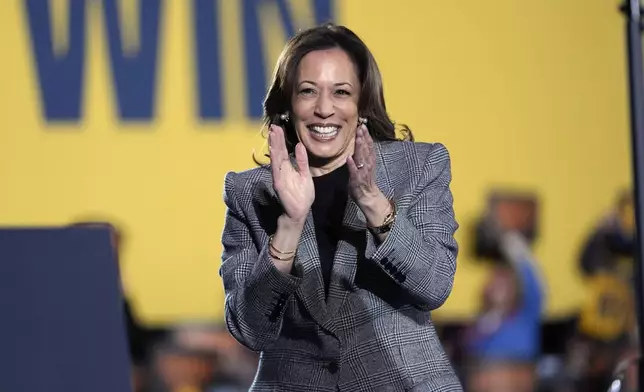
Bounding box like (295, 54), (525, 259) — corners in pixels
(280, 113), (290, 122)
(358, 117), (368, 125)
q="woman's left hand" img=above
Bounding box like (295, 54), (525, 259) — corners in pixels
(347, 124), (378, 202)
(347, 124), (390, 226)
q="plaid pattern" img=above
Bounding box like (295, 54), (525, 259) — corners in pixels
(220, 141), (462, 391)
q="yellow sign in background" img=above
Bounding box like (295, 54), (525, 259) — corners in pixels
(0, 0), (631, 324)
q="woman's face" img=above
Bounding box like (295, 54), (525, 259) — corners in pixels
(291, 48), (360, 167)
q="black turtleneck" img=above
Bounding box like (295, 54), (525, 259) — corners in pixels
(311, 165), (349, 298)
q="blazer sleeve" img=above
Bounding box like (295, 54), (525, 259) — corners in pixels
(219, 171), (302, 352)
(365, 143), (458, 311)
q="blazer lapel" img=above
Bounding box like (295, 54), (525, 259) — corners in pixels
(255, 168), (328, 327)
(294, 212), (329, 326)
(282, 157), (329, 325)
(323, 143), (394, 327)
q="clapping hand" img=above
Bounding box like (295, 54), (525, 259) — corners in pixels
(347, 123), (391, 229)
(347, 124), (379, 202)
(269, 125), (315, 224)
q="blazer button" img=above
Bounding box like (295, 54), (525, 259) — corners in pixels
(395, 272), (406, 283)
(327, 361), (339, 374)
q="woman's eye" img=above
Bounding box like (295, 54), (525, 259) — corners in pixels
(335, 89), (350, 96)
(299, 88), (315, 95)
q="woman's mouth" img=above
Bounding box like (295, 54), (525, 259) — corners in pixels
(307, 125), (339, 141)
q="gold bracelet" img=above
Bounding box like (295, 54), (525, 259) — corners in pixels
(268, 235), (296, 254)
(268, 235), (296, 262)
(269, 251), (295, 262)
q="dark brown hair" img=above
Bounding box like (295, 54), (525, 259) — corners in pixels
(257, 23), (413, 162)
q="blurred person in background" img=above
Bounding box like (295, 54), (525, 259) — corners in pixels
(170, 323), (259, 390)
(69, 220), (168, 392)
(464, 209), (545, 392)
(579, 190), (634, 278)
(219, 23), (461, 391)
(146, 342), (216, 392)
(567, 190), (636, 392)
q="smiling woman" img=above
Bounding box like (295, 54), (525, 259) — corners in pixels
(219, 23), (462, 391)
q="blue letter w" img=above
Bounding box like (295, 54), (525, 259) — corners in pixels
(25, 0), (163, 123)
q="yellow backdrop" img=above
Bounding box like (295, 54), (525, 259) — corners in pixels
(0, 0), (631, 324)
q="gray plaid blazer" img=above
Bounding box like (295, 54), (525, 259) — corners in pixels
(220, 140), (462, 391)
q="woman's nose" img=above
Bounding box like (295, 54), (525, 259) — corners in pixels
(314, 94), (334, 119)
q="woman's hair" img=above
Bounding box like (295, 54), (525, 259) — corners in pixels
(256, 23), (413, 162)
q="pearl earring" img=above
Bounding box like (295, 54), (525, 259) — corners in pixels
(280, 113), (289, 122)
(358, 117), (368, 125)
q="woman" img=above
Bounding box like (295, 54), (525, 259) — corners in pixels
(220, 23), (460, 391)
(465, 217), (543, 392)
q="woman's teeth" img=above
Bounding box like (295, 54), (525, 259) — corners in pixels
(309, 126), (338, 139)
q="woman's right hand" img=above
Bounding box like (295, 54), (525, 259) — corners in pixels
(269, 125), (314, 225)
